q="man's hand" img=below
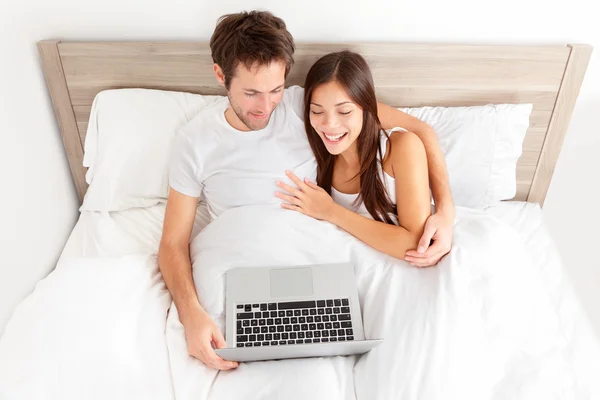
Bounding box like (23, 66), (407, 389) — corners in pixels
(182, 307), (238, 370)
(405, 211), (453, 267)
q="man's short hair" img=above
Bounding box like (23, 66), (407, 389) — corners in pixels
(210, 11), (295, 89)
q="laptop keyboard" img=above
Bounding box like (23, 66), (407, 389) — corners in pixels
(235, 299), (354, 347)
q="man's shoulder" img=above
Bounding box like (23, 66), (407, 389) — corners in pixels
(178, 97), (228, 140)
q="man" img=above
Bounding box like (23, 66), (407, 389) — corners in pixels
(158, 10), (454, 371)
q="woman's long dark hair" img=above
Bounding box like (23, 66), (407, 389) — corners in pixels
(303, 50), (396, 224)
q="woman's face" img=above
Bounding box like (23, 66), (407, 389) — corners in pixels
(309, 80), (363, 155)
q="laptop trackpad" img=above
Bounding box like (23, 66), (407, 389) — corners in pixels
(270, 267), (314, 298)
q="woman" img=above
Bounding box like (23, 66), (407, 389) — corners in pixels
(274, 51), (432, 262)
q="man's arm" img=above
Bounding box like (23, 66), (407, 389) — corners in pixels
(158, 188), (237, 370)
(377, 102), (454, 267)
(158, 188), (202, 322)
(377, 102), (454, 217)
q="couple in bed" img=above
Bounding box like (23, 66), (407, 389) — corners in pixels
(159, 10), (455, 370)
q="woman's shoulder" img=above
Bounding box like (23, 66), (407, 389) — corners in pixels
(384, 130), (427, 177)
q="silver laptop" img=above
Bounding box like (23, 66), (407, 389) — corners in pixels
(215, 262), (382, 362)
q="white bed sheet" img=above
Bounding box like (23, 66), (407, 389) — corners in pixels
(1, 201), (599, 400)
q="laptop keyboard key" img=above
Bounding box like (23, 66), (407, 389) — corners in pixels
(342, 299), (349, 306)
(333, 307), (340, 314)
(254, 342), (261, 347)
(310, 309), (317, 316)
(237, 343), (244, 347)
(268, 303), (277, 310)
(279, 311), (285, 317)
(254, 312), (262, 318)
(341, 321), (352, 328)
(282, 333), (289, 340)
(249, 335), (256, 342)
(339, 337), (346, 342)
(325, 323), (332, 330)
(237, 335), (248, 342)
(260, 304), (267, 311)
(269, 326), (276, 333)
(290, 332), (297, 339)
(302, 309), (309, 316)
(244, 305), (251, 312)
(237, 312), (253, 319)
(253, 327), (260, 334)
(263, 341), (270, 346)
(274, 333), (281, 340)
(347, 336), (354, 341)
(323, 316), (330, 322)
(330, 337), (337, 342)
(251, 320), (258, 327)
(341, 307), (350, 313)
(271, 341), (278, 346)
(330, 330), (337, 336)
(315, 316), (322, 323)
(299, 317), (306, 323)
(259, 319), (266, 326)
(298, 332), (305, 338)
(297, 339), (304, 344)
(261, 327), (268, 333)
(322, 338), (329, 342)
(326, 300), (334, 307)
(338, 314), (351, 321)
(338, 329), (345, 336)
(317, 323), (324, 330)
(245, 328), (251, 335)
(243, 320), (250, 327)
(245, 343), (253, 347)
(285, 325), (292, 332)
(266, 334), (273, 340)
(346, 329), (353, 336)
(286, 311), (293, 317)
(334, 299), (341, 306)
(330, 315), (338, 322)
(314, 338), (321, 343)
(305, 339), (312, 344)
(334, 322), (340, 329)
(317, 300), (326, 307)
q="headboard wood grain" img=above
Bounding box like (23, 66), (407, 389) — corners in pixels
(37, 41), (592, 206)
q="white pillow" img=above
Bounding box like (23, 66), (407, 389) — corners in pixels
(398, 104), (532, 209)
(81, 89), (223, 211)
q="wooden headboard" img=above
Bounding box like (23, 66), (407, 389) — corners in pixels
(37, 41), (592, 206)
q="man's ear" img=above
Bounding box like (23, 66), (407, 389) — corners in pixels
(213, 64), (226, 87)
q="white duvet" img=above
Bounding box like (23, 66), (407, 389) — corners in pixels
(1, 205), (599, 399)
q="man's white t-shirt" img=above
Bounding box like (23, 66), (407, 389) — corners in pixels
(169, 85), (316, 219)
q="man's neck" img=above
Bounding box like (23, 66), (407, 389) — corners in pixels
(224, 107), (251, 132)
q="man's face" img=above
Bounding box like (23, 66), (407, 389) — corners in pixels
(217, 60), (286, 131)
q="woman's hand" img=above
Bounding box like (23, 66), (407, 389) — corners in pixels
(274, 170), (336, 221)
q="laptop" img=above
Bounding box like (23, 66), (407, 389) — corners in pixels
(214, 262), (382, 362)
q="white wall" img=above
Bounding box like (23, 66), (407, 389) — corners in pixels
(1, 0), (598, 335)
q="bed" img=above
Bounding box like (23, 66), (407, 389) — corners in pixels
(0, 41), (598, 399)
